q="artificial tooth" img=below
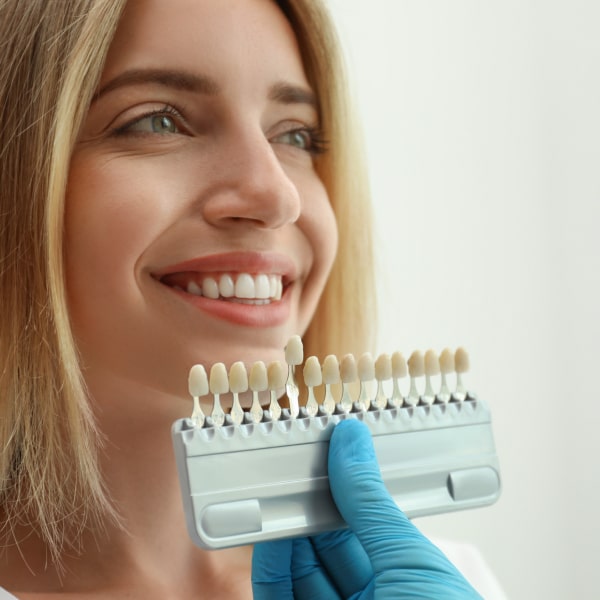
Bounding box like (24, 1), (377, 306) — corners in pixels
(274, 279), (283, 301)
(187, 281), (202, 296)
(202, 277), (220, 299)
(235, 273), (255, 299)
(255, 274), (270, 299)
(219, 274), (235, 298)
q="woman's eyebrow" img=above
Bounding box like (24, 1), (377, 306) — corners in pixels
(92, 68), (221, 102)
(269, 82), (317, 109)
(92, 68), (316, 110)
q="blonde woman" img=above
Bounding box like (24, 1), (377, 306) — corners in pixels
(0, 0), (480, 597)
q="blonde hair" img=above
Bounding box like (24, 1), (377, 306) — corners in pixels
(0, 0), (127, 564)
(0, 0), (375, 564)
(280, 0), (377, 360)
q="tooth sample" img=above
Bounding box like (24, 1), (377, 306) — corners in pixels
(303, 356), (321, 417)
(188, 364), (208, 427)
(321, 354), (340, 415)
(422, 349), (440, 406)
(249, 361), (268, 423)
(390, 352), (407, 407)
(356, 353), (374, 412)
(454, 347), (470, 401)
(209, 363), (228, 427)
(284, 335), (303, 418)
(255, 274), (270, 299)
(438, 348), (454, 404)
(235, 273), (255, 299)
(219, 274), (235, 298)
(340, 354), (357, 413)
(267, 360), (286, 420)
(202, 277), (220, 299)
(229, 362), (248, 425)
(406, 350), (424, 406)
(374, 353), (392, 410)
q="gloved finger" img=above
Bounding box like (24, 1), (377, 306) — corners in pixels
(290, 537), (343, 600)
(309, 528), (373, 598)
(328, 419), (456, 572)
(252, 539), (294, 600)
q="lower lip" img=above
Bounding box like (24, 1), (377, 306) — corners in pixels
(165, 284), (292, 327)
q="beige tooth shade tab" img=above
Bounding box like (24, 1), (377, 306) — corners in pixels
(267, 360), (286, 421)
(209, 363), (228, 427)
(228, 361), (248, 425)
(321, 355), (340, 415)
(406, 350), (424, 406)
(374, 353), (392, 410)
(356, 352), (374, 411)
(303, 356), (322, 417)
(249, 361), (268, 423)
(340, 354), (357, 413)
(188, 364), (208, 427)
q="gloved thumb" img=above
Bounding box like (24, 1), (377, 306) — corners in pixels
(328, 419), (455, 574)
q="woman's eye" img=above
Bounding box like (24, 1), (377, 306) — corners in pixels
(272, 127), (328, 155)
(114, 109), (183, 136)
(276, 129), (311, 150)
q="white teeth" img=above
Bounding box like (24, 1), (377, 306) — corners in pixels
(255, 274), (270, 299)
(235, 273), (255, 299)
(202, 277), (220, 299)
(219, 274), (235, 298)
(183, 273), (283, 302)
(269, 276), (277, 297)
(187, 281), (202, 296)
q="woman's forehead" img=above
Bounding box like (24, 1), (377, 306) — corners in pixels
(100, 0), (310, 94)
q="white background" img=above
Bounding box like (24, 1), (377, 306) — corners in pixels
(326, 1), (600, 598)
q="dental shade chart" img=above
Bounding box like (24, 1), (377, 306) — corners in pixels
(172, 336), (501, 550)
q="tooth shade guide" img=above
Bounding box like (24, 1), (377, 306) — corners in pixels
(186, 341), (474, 428)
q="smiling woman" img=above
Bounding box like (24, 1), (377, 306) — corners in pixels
(0, 1), (483, 598)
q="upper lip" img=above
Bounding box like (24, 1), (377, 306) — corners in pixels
(152, 251), (298, 284)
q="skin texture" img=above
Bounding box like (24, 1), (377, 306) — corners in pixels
(3, 0), (337, 597)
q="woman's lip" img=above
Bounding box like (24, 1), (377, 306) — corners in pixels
(152, 251), (298, 279)
(162, 281), (293, 327)
(152, 251), (297, 328)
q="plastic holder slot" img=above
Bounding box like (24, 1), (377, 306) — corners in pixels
(172, 397), (501, 550)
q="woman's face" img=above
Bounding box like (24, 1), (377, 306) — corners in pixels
(66, 0), (338, 405)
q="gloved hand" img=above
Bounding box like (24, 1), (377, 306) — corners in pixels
(252, 418), (482, 599)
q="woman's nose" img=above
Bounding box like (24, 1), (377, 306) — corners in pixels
(200, 132), (301, 230)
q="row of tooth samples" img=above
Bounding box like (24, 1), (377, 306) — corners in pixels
(188, 336), (473, 428)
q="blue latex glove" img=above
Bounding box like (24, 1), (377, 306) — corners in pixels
(252, 418), (482, 599)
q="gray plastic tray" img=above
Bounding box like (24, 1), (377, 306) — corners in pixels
(172, 397), (501, 550)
